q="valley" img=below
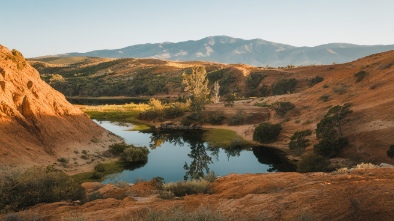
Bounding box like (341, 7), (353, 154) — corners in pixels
(1, 43), (394, 220)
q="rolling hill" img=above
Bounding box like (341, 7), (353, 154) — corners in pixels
(57, 36), (394, 66)
(0, 45), (121, 172)
(29, 50), (394, 165)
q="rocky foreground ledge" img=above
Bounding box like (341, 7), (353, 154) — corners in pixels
(3, 167), (394, 221)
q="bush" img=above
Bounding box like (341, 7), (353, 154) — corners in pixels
(309, 76), (324, 87)
(354, 71), (368, 83)
(94, 163), (105, 172)
(289, 130), (312, 155)
(0, 166), (85, 212)
(320, 94), (330, 102)
(271, 78), (297, 95)
(253, 122), (282, 143)
(162, 179), (210, 197)
(164, 104), (185, 119)
(297, 153), (329, 172)
(121, 146), (150, 163)
(109, 142), (128, 155)
(206, 111), (225, 125)
(313, 137), (348, 158)
(271, 101), (295, 117)
(387, 145), (394, 158)
(227, 112), (245, 126)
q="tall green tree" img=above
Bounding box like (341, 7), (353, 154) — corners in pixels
(182, 66), (210, 118)
(314, 103), (352, 158)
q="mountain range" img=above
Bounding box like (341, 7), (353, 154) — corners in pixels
(60, 36), (394, 66)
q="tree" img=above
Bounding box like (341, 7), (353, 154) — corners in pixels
(182, 66), (210, 118)
(288, 130), (312, 155)
(271, 101), (295, 117)
(387, 145), (394, 158)
(224, 91), (235, 107)
(253, 122), (282, 143)
(211, 81), (220, 103)
(314, 103), (353, 158)
(297, 153), (329, 173)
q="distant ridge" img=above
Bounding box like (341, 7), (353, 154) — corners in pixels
(59, 36), (394, 66)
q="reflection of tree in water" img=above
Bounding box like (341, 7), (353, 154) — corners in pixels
(181, 132), (213, 180)
(252, 147), (296, 172)
(149, 130), (213, 180)
(149, 131), (185, 149)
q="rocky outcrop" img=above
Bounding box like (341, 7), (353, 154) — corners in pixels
(0, 45), (120, 170)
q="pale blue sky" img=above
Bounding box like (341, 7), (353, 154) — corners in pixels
(1, 0), (393, 57)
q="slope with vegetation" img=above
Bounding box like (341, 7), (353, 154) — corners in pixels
(30, 50), (394, 168)
(0, 45), (121, 173)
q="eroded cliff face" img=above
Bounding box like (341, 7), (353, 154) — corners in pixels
(0, 45), (120, 170)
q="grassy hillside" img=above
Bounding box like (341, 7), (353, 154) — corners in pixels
(29, 51), (394, 166)
(28, 56), (322, 99)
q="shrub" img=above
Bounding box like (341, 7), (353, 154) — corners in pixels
(354, 71), (368, 83)
(158, 190), (175, 199)
(224, 93), (235, 107)
(320, 94), (330, 102)
(162, 179), (210, 197)
(206, 111), (225, 125)
(164, 104), (185, 119)
(94, 163), (105, 172)
(0, 166), (85, 212)
(387, 145), (394, 158)
(258, 84), (270, 97)
(271, 78), (297, 95)
(313, 137), (348, 158)
(333, 84), (348, 95)
(253, 122), (282, 143)
(314, 104), (352, 158)
(121, 146), (150, 164)
(109, 142), (128, 155)
(271, 101), (295, 117)
(289, 130), (312, 155)
(227, 112), (245, 126)
(309, 76), (324, 87)
(297, 153), (329, 172)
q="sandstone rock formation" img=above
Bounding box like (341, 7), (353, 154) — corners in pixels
(0, 45), (120, 171)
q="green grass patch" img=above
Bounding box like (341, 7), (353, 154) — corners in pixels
(203, 128), (247, 148)
(72, 161), (127, 183)
(128, 123), (152, 132)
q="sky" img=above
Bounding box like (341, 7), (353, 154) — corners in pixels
(1, 0), (393, 58)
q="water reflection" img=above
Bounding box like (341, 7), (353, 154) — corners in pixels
(97, 120), (295, 183)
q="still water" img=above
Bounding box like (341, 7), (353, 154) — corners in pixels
(95, 120), (294, 183)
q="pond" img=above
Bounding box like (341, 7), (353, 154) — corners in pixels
(95, 120), (295, 183)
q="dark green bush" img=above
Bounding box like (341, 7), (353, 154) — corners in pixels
(258, 84), (270, 97)
(297, 153), (329, 172)
(109, 142), (128, 155)
(354, 71), (368, 83)
(387, 145), (394, 158)
(121, 146), (150, 163)
(271, 78), (297, 95)
(0, 166), (85, 212)
(227, 112), (245, 126)
(271, 101), (295, 117)
(309, 76), (324, 87)
(253, 122), (282, 143)
(313, 137), (348, 158)
(164, 105), (184, 119)
(94, 163), (105, 172)
(314, 104), (352, 158)
(206, 111), (225, 125)
(289, 130), (312, 155)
